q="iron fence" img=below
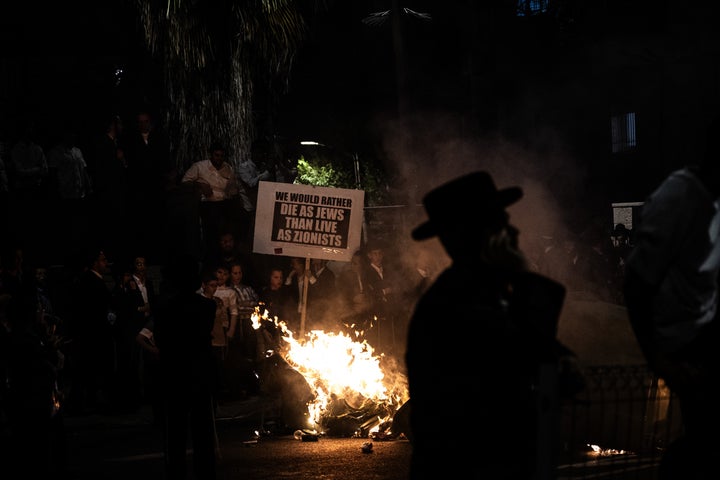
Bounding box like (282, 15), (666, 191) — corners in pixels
(555, 364), (681, 479)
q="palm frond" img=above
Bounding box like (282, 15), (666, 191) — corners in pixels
(403, 8), (431, 22)
(133, 0), (321, 172)
(361, 7), (432, 27)
(361, 10), (390, 27)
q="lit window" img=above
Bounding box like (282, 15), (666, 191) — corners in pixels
(611, 112), (637, 153)
(516, 0), (549, 16)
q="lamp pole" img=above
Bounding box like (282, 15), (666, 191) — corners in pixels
(352, 152), (361, 190)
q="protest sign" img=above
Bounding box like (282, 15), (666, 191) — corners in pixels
(253, 181), (365, 262)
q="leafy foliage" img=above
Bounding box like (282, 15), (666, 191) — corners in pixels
(296, 157), (342, 187)
(293, 154), (390, 207)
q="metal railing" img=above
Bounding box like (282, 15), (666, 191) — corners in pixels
(555, 364), (681, 479)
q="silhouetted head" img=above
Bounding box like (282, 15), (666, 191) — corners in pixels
(209, 142), (226, 169)
(412, 171), (522, 241)
(84, 249), (108, 274)
(412, 171), (525, 268)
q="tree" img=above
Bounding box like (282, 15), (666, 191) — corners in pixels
(134, 0), (326, 172)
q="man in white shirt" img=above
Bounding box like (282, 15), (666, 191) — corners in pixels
(182, 143), (243, 259)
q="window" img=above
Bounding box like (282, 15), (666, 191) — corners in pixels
(611, 112), (637, 153)
(516, 0), (549, 16)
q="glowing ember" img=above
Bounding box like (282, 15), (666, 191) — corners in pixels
(251, 308), (409, 435)
(587, 444), (633, 458)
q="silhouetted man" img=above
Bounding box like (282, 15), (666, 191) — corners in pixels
(405, 171), (578, 479)
(153, 254), (218, 479)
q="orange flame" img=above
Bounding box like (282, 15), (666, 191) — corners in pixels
(251, 308), (409, 433)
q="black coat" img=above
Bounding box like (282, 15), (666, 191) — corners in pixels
(406, 264), (570, 479)
(153, 290), (216, 392)
(153, 288), (217, 479)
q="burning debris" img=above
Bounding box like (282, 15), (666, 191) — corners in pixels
(585, 443), (634, 458)
(250, 308), (410, 438)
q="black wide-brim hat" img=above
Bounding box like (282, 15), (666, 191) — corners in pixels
(412, 171), (523, 240)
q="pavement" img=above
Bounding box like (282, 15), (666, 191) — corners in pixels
(4, 395), (662, 480)
(60, 397), (413, 480)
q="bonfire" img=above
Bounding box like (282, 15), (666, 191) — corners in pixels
(251, 307), (410, 438)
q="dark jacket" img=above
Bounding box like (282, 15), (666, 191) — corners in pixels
(406, 265), (572, 479)
(153, 290), (216, 391)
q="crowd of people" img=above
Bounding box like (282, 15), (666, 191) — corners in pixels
(0, 108), (426, 477)
(0, 109), (300, 270)
(0, 207), (433, 478)
(0, 107), (668, 479)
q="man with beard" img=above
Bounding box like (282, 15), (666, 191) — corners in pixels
(405, 171), (579, 479)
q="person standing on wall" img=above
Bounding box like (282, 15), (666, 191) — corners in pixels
(182, 142), (243, 261)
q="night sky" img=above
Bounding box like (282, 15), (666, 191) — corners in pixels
(3, 2), (720, 223)
(1, 2), (150, 140)
(1, 2), (496, 149)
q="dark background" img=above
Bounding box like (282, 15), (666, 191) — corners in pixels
(2, 1), (720, 230)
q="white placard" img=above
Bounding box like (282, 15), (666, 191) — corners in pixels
(253, 181), (365, 262)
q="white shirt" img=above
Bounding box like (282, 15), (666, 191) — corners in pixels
(182, 159), (238, 202)
(215, 285), (239, 318)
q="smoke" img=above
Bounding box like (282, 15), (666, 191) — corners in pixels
(369, 109), (588, 271)
(355, 109), (638, 367)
